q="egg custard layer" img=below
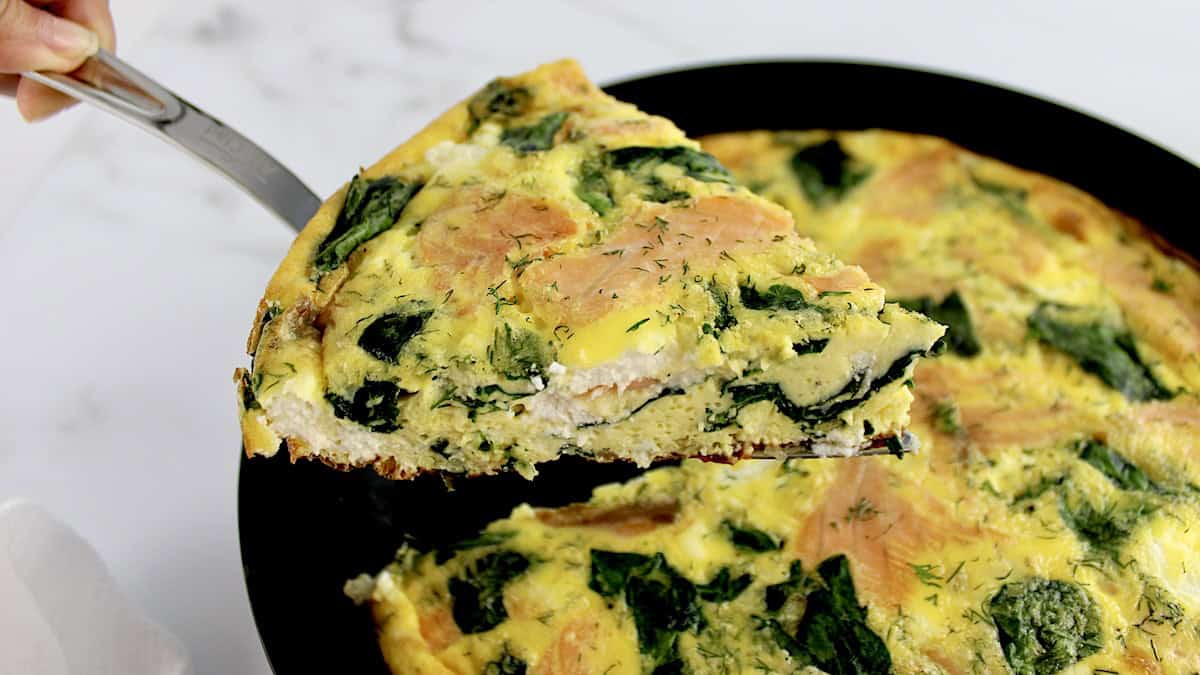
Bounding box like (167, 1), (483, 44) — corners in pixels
(235, 64), (942, 478)
(355, 131), (1200, 674)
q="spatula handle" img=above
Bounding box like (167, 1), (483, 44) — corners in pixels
(26, 50), (320, 232)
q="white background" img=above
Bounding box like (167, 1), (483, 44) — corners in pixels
(1, 1), (1197, 673)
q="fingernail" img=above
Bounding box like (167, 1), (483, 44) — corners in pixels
(43, 17), (99, 58)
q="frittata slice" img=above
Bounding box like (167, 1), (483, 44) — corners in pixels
(234, 62), (942, 478)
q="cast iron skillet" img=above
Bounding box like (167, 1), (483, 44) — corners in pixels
(238, 60), (1200, 673)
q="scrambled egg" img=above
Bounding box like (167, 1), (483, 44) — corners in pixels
(359, 130), (1200, 674)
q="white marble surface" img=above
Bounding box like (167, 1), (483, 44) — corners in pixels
(1, 1), (1198, 672)
(0, 0), (168, 223)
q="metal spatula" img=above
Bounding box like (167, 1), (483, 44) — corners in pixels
(28, 49), (914, 461)
(26, 49), (319, 231)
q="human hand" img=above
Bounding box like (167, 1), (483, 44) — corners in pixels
(0, 0), (114, 121)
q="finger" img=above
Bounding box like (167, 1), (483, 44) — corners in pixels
(58, 0), (114, 51)
(0, 73), (18, 96)
(23, 1), (113, 49)
(0, 0), (99, 73)
(10, 1), (113, 121)
(16, 75), (75, 120)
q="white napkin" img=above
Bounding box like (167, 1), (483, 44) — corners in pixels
(0, 500), (192, 675)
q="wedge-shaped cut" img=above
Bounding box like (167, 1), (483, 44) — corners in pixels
(234, 61), (943, 478)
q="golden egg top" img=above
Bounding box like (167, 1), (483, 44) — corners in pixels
(356, 129), (1200, 674)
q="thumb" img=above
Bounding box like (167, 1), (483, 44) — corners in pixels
(0, 0), (99, 74)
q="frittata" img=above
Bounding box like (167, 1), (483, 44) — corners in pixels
(353, 130), (1200, 674)
(235, 64), (943, 478)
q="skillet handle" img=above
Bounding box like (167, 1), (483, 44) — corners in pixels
(25, 49), (321, 232)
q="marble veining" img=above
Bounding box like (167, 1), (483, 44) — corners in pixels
(189, 4), (256, 45)
(1, 1), (1198, 674)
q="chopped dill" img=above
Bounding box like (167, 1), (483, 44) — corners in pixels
(504, 231), (538, 249)
(910, 563), (943, 588)
(845, 497), (880, 522)
(945, 560), (966, 584)
(626, 318), (650, 333)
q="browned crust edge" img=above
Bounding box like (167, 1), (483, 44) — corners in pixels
(268, 432), (908, 481)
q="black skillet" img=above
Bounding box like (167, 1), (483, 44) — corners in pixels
(238, 60), (1200, 673)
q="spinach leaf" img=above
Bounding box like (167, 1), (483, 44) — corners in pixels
(468, 80), (531, 130)
(988, 577), (1102, 675)
(500, 112), (567, 154)
(626, 570), (702, 666)
(739, 283), (817, 312)
(260, 303), (281, 325)
(576, 387), (685, 429)
(248, 303), (281, 369)
(435, 530), (516, 564)
(710, 349), (923, 429)
(1058, 493), (1153, 558)
(483, 648), (526, 675)
(257, 304), (281, 343)
(760, 555), (892, 674)
(796, 555), (892, 674)
(575, 159), (613, 215)
(722, 520), (782, 552)
(650, 657), (685, 675)
(764, 560), (818, 612)
(642, 180), (691, 204)
(357, 310), (432, 364)
(315, 175), (421, 272)
(706, 283), (738, 333)
(239, 371), (260, 410)
(790, 139), (871, 207)
(1028, 304), (1171, 401)
(761, 617), (806, 658)
(588, 551), (701, 670)
(626, 387), (686, 419)
(792, 338), (830, 356)
(603, 145), (732, 204)
(1079, 440), (1157, 493)
(606, 146), (733, 183)
(325, 379), (408, 433)
(435, 383), (534, 422)
(491, 324), (552, 380)
(696, 567), (753, 602)
(971, 174), (1032, 222)
(589, 550), (654, 598)
(1011, 474), (1066, 504)
(449, 550), (531, 634)
(897, 291), (981, 357)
